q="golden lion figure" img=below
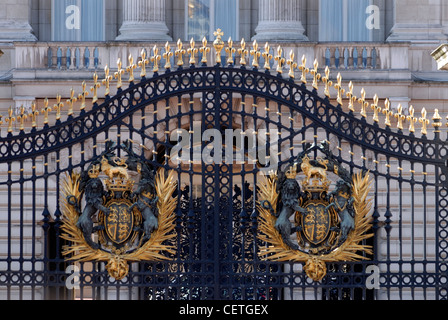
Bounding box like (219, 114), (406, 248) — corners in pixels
(301, 155), (329, 185)
(101, 156), (129, 180)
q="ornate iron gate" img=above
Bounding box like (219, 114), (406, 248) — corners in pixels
(1, 34), (447, 300)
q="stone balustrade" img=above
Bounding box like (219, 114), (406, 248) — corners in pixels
(12, 41), (438, 76)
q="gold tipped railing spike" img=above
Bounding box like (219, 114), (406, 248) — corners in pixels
(5, 106), (16, 133)
(17, 105), (27, 132)
(432, 109), (442, 132)
(42, 98), (50, 125)
(310, 59), (321, 90)
(151, 45), (161, 73)
(238, 39), (249, 66)
(114, 58), (125, 89)
(102, 65), (113, 96)
(383, 98), (392, 127)
(163, 42), (173, 70)
(54, 94), (64, 121)
(250, 40), (261, 68)
(275, 46), (285, 74)
(262, 43), (273, 70)
(334, 73), (345, 106)
(322, 66), (332, 98)
(200, 37), (210, 65)
(346, 81), (356, 112)
(213, 29), (225, 64)
(91, 72), (101, 104)
(78, 81), (89, 111)
(394, 104), (406, 131)
(298, 55), (309, 84)
(371, 94), (381, 123)
(126, 54), (137, 82)
(358, 88), (369, 118)
(175, 39), (186, 67)
(187, 38), (198, 66)
(287, 51), (298, 79)
(30, 102), (39, 129)
(66, 88), (77, 117)
(225, 37), (236, 65)
(419, 108), (430, 136)
(138, 49), (149, 77)
(407, 105), (417, 134)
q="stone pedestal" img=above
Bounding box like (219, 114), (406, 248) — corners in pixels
(387, 0), (447, 42)
(116, 0), (172, 41)
(0, 0), (36, 41)
(252, 0), (308, 42)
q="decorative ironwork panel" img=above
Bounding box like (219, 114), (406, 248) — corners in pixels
(0, 34), (447, 300)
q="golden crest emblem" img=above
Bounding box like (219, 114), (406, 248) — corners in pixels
(258, 142), (373, 282)
(61, 140), (177, 281)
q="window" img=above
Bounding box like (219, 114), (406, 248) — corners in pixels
(52, 0), (104, 41)
(186, 0), (239, 41)
(319, 0), (372, 42)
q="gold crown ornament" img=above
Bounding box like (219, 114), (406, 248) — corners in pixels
(285, 163), (298, 179)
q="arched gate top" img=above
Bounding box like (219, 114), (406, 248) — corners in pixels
(0, 31), (445, 167)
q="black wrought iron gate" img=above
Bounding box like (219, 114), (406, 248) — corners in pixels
(1, 38), (447, 300)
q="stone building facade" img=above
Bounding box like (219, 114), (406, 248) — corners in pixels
(0, 0), (448, 300)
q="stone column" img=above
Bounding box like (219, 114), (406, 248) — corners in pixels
(0, 0), (36, 41)
(252, 0), (308, 42)
(116, 0), (172, 41)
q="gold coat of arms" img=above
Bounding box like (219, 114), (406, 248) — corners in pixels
(61, 140), (177, 281)
(258, 142), (373, 282)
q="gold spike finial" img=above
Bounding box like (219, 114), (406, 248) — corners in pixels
(200, 37), (210, 65)
(310, 59), (321, 90)
(91, 72), (101, 103)
(138, 49), (149, 77)
(419, 107), (430, 136)
(275, 46), (285, 74)
(42, 98), (50, 125)
(346, 81), (356, 112)
(17, 105), (27, 132)
(225, 37), (236, 65)
(407, 105), (417, 133)
(432, 108), (442, 132)
(394, 104), (406, 131)
(238, 38), (249, 66)
(334, 73), (345, 106)
(322, 66), (332, 98)
(175, 39), (186, 67)
(383, 98), (392, 127)
(151, 45), (162, 73)
(262, 42), (273, 70)
(78, 81), (89, 111)
(298, 55), (309, 83)
(250, 40), (261, 68)
(114, 58), (125, 89)
(126, 54), (137, 82)
(102, 65), (113, 96)
(30, 102), (39, 129)
(54, 94), (64, 121)
(66, 88), (77, 117)
(371, 94), (381, 123)
(358, 88), (369, 118)
(187, 38), (198, 66)
(163, 42), (173, 70)
(5, 106), (16, 133)
(287, 51), (298, 79)
(213, 29), (225, 64)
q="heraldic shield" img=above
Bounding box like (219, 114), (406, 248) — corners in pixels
(60, 140), (177, 281)
(258, 142), (373, 282)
